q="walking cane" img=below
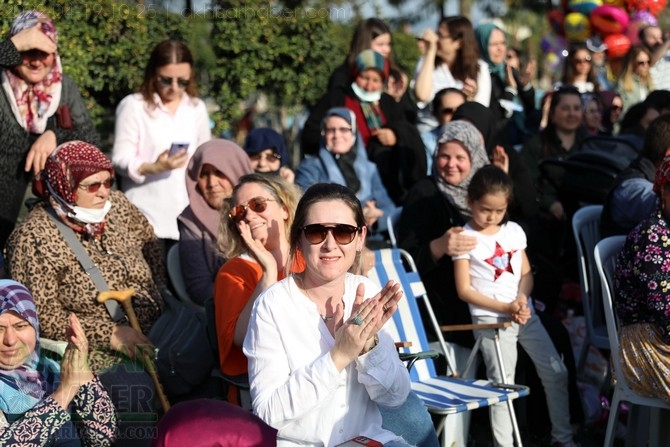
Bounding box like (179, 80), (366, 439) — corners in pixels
(97, 288), (171, 413)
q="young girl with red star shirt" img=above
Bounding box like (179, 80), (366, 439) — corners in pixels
(452, 165), (577, 447)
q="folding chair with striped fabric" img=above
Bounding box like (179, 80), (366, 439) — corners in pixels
(368, 248), (530, 447)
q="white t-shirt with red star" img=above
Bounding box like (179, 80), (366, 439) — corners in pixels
(453, 221), (527, 318)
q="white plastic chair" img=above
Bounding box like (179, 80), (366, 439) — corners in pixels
(369, 248), (528, 447)
(572, 204), (609, 374)
(594, 236), (670, 447)
(166, 243), (202, 310)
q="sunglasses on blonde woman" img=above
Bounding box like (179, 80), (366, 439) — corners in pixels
(302, 224), (361, 245)
(229, 197), (275, 222)
(78, 177), (114, 193)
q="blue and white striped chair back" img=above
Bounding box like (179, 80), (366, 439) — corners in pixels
(368, 248), (436, 382)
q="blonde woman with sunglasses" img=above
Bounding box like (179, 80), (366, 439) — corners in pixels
(112, 40), (211, 252)
(214, 173), (303, 404)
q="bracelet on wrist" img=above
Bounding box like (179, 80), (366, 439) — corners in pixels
(359, 333), (379, 356)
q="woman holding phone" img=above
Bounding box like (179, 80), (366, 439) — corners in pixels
(112, 39), (211, 253)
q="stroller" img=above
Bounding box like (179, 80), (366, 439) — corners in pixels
(539, 135), (640, 206)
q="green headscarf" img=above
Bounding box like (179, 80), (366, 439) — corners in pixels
(475, 23), (506, 84)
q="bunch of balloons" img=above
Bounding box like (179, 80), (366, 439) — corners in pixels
(542, 0), (665, 68)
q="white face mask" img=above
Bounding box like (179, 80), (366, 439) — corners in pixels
(351, 82), (382, 103)
(67, 200), (112, 224)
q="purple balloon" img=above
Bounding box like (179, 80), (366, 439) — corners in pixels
(632, 10), (658, 27)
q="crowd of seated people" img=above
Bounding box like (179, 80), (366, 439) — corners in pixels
(4, 7), (670, 446)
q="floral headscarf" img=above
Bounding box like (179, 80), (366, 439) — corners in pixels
(432, 120), (489, 217)
(0, 280), (57, 414)
(3, 10), (63, 134)
(39, 141), (114, 236)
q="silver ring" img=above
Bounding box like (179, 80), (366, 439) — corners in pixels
(352, 315), (363, 325)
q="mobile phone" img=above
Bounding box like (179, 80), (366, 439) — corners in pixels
(169, 142), (189, 156)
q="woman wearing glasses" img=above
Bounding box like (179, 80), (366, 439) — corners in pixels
(413, 16), (491, 133)
(244, 183), (413, 446)
(599, 90), (624, 135)
(295, 107), (397, 242)
(474, 24), (537, 147)
(112, 39), (211, 253)
(214, 173), (303, 404)
(6, 140), (164, 423)
(243, 127), (295, 183)
(618, 46), (654, 118)
(559, 44), (600, 93)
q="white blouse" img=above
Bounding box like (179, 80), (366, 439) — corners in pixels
(244, 274), (411, 447)
(111, 92), (211, 239)
(413, 57), (491, 132)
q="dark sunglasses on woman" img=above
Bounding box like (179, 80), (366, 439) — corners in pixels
(229, 197), (275, 222)
(302, 224), (362, 245)
(156, 76), (190, 89)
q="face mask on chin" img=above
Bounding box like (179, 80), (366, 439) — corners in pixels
(351, 82), (382, 103)
(67, 200), (112, 224)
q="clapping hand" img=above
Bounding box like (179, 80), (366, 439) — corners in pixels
(53, 313), (94, 410)
(61, 313), (95, 388)
(330, 281), (403, 370)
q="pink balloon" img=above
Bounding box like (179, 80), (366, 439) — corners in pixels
(632, 10), (658, 26)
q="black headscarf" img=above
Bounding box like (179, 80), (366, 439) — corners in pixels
(452, 102), (496, 154)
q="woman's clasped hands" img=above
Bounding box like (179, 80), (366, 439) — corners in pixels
(330, 281), (403, 371)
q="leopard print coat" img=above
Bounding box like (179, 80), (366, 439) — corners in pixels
(5, 190), (166, 371)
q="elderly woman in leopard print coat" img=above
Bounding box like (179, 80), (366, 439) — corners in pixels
(5, 140), (165, 415)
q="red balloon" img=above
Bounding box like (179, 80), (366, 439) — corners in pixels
(627, 0), (667, 15)
(604, 33), (631, 59)
(548, 9), (566, 36)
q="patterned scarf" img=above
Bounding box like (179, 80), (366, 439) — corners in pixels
(432, 121), (490, 218)
(3, 11), (63, 134)
(0, 280), (58, 415)
(39, 141), (114, 237)
(654, 157), (670, 194)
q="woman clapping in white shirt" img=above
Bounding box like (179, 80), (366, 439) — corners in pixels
(244, 183), (412, 446)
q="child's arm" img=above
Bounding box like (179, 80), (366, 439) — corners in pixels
(512, 251), (533, 325)
(454, 259), (519, 315)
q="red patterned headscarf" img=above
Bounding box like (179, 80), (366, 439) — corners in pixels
(39, 141), (114, 236)
(4, 10), (63, 133)
(654, 157), (670, 194)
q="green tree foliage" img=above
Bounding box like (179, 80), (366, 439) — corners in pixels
(391, 30), (421, 78)
(208, 0), (347, 135)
